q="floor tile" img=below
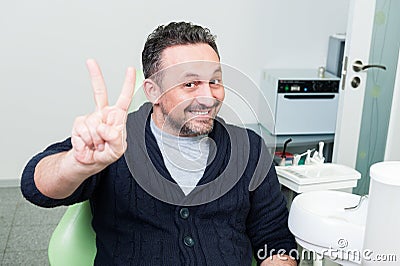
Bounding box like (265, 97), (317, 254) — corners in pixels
(2, 250), (49, 266)
(0, 187), (22, 205)
(14, 200), (66, 226)
(0, 203), (17, 227)
(5, 224), (57, 252)
(0, 187), (70, 264)
(0, 226), (11, 257)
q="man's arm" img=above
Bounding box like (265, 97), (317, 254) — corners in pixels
(247, 164), (298, 265)
(34, 150), (105, 199)
(26, 59), (135, 200)
(248, 162), (298, 265)
(246, 133), (297, 265)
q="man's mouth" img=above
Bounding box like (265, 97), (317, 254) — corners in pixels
(185, 102), (220, 120)
(190, 110), (211, 116)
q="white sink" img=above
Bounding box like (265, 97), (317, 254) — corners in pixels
(276, 163), (361, 193)
(288, 190), (368, 265)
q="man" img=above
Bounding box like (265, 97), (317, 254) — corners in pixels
(21, 22), (297, 265)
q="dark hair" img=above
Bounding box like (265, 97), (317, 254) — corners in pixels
(142, 21), (220, 79)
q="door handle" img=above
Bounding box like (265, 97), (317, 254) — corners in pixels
(352, 60), (387, 72)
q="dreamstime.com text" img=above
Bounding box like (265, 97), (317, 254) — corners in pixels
(257, 245), (398, 263)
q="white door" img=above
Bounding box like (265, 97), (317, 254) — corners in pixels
(333, 0), (400, 194)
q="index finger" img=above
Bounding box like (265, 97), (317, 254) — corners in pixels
(115, 67), (136, 112)
(86, 59), (108, 110)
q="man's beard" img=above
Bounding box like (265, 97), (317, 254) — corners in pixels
(180, 117), (214, 136)
(160, 102), (219, 136)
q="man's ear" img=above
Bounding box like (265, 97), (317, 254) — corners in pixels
(143, 78), (162, 104)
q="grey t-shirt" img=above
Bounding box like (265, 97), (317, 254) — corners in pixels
(150, 118), (210, 195)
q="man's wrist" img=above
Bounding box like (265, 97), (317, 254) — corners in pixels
(62, 150), (106, 179)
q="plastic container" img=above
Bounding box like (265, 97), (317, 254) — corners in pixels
(362, 161), (400, 265)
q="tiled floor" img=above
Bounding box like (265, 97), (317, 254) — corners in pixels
(0, 187), (66, 265)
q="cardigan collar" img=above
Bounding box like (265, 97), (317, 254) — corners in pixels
(125, 102), (250, 206)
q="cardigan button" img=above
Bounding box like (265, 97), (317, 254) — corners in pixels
(179, 208), (190, 219)
(184, 236), (195, 247)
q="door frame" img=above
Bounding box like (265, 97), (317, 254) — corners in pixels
(332, 0), (377, 167)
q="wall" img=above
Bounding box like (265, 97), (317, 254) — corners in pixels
(0, 0), (349, 179)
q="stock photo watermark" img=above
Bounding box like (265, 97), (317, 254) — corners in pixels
(256, 238), (398, 263)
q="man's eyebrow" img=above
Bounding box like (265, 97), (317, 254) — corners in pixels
(212, 67), (222, 75)
(180, 67), (222, 79)
(182, 73), (200, 79)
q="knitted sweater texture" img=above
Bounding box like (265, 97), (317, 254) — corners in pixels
(21, 103), (296, 265)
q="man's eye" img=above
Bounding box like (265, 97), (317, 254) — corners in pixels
(209, 79), (222, 86)
(184, 81), (200, 88)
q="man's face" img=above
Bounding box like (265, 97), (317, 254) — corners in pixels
(152, 44), (225, 136)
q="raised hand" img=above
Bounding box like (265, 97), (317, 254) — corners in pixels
(71, 59), (135, 167)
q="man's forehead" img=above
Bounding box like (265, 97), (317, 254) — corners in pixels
(159, 61), (222, 84)
(178, 63), (222, 77)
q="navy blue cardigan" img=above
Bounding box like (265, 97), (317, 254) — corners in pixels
(21, 104), (296, 265)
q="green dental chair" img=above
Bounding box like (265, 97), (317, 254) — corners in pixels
(48, 201), (96, 266)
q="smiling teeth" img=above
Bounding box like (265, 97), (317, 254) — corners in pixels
(192, 111), (208, 115)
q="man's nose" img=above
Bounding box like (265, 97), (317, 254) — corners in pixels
(195, 82), (215, 107)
